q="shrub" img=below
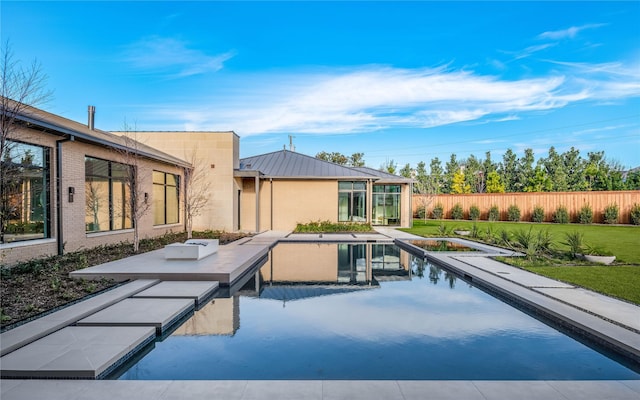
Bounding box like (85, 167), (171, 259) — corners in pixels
(451, 203), (464, 220)
(532, 206), (545, 223)
(469, 205), (480, 221)
(415, 205), (426, 219)
(631, 203), (640, 225)
(603, 203), (619, 225)
(488, 205), (500, 222)
(507, 204), (521, 222)
(553, 206), (570, 224)
(432, 203), (444, 219)
(578, 204), (593, 224)
(562, 231), (584, 258)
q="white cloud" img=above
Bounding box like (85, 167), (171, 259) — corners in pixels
(123, 36), (235, 77)
(537, 23), (607, 40)
(136, 61), (640, 136)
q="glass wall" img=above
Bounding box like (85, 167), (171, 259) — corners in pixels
(338, 181), (366, 222)
(1, 140), (50, 243)
(372, 185), (401, 225)
(85, 157), (132, 232)
(153, 171), (179, 225)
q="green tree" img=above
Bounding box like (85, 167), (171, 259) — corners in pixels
(399, 163), (412, 179)
(525, 166), (552, 192)
(516, 148), (535, 192)
(380, 159), (397, 175)
(485, 170), (505, 193)
(428, 158), (444, 194)
(563, 147), (586, 191)
(444, 154), (459, 194)
(349, 152), (365, 167)
(625, 169), (640, 190)
(463, 154), (484, 193)
(451, 169), (471, 194)
(541, 146), (568, 192)
(499, 149), (518, 192)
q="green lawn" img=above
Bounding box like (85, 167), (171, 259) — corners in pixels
(401, 219), (640, 304)
(523, 265), (640, 305)
(402, 219), (640, 263)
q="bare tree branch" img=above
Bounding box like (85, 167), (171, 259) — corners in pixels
(183, 148), (211, 239)
(1, 40), (53, 244)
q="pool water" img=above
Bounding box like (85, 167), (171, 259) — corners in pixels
(117, 243), (640, 380)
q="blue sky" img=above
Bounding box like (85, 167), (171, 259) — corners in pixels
(3, 1), (639, 169)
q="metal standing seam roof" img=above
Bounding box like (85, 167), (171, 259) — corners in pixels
(239, 150), (409, 181)
(5, 98), (191, 168)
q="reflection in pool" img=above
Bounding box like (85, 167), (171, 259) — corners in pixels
(118, 243), (640, 380)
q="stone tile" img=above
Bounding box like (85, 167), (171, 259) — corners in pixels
(0, 326), (155, 378)
(0, 380), (93, 400)
(548, 380), (640, 400)
(621, 380), (640, 394)
(473, 381), (566, 400)
(78, 381), (173, 400)
(133, 281), (219, 305)
(323, 380), (404, 400)
(243, 380), (322, 400)
(77, 298), (194, 332)
(536, 287), (640, 331)
(398, 380), (485, 400)
(0, 279), (159, 357)
(162, 380), (248, 400)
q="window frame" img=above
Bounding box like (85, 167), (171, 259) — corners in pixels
(85, 156), (133, 233)
(152, 170), (180, 226)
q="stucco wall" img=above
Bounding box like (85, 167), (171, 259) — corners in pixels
(130, 131), (240, 232)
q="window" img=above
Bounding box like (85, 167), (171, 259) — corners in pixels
(338, 181), (366, 222)
(372, 185), (401, 225)
(85, 157), (132, 232)
(1, 140), (50, 243)
(153, 171), (179, 225)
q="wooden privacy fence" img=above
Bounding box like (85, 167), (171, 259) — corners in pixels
(412, 191), (640, 224)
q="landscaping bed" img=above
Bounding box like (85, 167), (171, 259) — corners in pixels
(1, 230), (250, 330)
(403, 219), (640, 305)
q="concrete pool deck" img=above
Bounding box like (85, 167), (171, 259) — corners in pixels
(1, 228), (639, 399)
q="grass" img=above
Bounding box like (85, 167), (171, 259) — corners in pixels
(524, 265), (640, 305)
(402, 219), (640, 263)
(402, 219), (640, 305)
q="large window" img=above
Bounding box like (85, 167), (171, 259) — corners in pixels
(85, 157), (132, 232)
(372, 185), (401, 226)
(153, 171), (179, 225)
(338, 181), (367, 222)
(1, 141), (50, 243)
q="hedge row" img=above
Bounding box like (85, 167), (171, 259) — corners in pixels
(415, 202), (640, 225)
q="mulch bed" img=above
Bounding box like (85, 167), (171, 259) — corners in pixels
(1, 231), (250, 330)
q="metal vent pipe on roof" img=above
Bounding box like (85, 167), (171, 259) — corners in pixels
(88, 105), (95, 130)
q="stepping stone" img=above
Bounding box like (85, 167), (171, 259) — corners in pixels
(76, 298), (194, 335)
(133, 281), (219, 306)
(0, 326), (155, 379)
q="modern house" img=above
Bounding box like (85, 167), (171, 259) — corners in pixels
(1, 101), (190, 265)
(2, 101), (412, 265)
(236, 150), (413, 231)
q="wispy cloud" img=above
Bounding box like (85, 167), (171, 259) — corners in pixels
(137, 61), (639, 136)
(123, 36), (235, 77)
(537, 23), (607, 40)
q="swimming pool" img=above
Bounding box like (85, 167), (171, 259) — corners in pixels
(117, 242), (640, 380)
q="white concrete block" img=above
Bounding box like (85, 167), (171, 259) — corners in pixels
(164, 239), (219, 260)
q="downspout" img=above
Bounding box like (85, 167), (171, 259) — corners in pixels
(55, 135), (75, 255)
(255, 175), (260, 233)
(270, 178), (273, 230)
